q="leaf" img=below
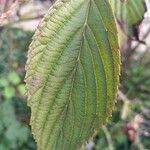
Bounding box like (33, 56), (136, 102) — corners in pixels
(18, 84), (26, 95)
(4, 86), (15, 99)
(25, 0), (120, 150)
(110, 0), (146, 26)
(0, 78), (8, 87)
(8, 71), (21, 85)
(0, 100), (29, 149)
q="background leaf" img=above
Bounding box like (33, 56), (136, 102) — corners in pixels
(110, 0), (146, 26)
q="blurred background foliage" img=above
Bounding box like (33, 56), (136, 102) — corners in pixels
(0, 0), (150, 150)
(0, 28), (36, 150)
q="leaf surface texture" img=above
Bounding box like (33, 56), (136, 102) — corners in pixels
(25, 0), (120, 149)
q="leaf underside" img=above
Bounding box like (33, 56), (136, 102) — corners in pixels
(25, 0), (120, 150)
(110, 0), (145, 26)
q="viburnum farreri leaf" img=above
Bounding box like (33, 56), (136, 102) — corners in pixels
(25, 0), (120, 150)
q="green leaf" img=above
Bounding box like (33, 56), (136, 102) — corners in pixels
(110, 0), (146, 26)
(5, 123), (29, 148)
(0, 100), (29, 149)
(4, 86), (15, 99)
(25, 0), (120, 150)
(18, 84), (26, 95)
(8, 71), (21, 85)
(0, 78), (8, 87)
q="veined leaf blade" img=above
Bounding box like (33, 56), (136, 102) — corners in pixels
(25, 0), (120, 150)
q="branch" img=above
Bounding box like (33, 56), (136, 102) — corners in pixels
(102, 126), (114, 150)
